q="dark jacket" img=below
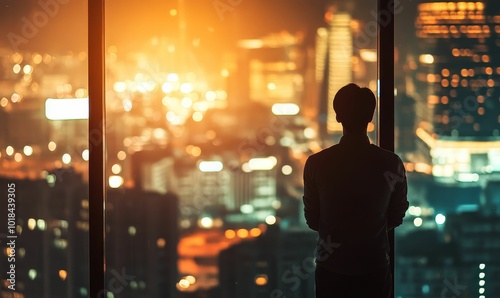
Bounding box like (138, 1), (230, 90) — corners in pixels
(303, 134), (409, 275)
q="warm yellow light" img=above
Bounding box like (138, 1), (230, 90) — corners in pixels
(157, 238), (166, 248)
(360, 49), (377, 62)
(255, 275), (268, 286)
(23, 146), (33, 156)
(250, 228), (262, 237)
(109, 176), (124, 188)
(28, 218), (36, 230)
(111, 164), (122, 174)
(62, 153), (71, 164)
(205, 90), (217, 101)
(200, 217), (213, 228)
(178, 279), (190, 289)
(59, 270), (67, 281)
(82, 149), (89, 161)
(45, 98), (89, 120)
(265, 215), (277, 225)
(185, 275), (196, 284)
(6, 146), (14, 156)
(225, 229), (236, 239)
(271, 103), (300, 115)
(248, 156), (277, 170)
(419, 54), (434, 64)
(113, 82), (127, 93)
(48, 141), (57, 151)
(192, 111), (203, 122)
(199, 161), (223, 172)
(23, 64), (33, 74)
(281, 165), (293, 175)
(14, 153), (22, 162)
(0, 97), (8, 107)
(13, 64), (21, 74)
(237, 229), (249, 238)
(117, 151), (127, 160)
(180, 83), (193, 93)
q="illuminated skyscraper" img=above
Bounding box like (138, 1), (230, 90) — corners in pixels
(414, 1), (500, 183)
(317, 8), (354, 137)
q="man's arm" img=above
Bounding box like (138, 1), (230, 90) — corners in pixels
(387, 159), (409, 231)
(303, 158), (320, 231)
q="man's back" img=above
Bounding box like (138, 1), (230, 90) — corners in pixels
(303, 134), (408, 275)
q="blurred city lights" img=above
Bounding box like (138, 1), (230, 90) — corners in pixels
(265, 215), (277, 225)
(111, 164), (122, 174)
(271, 103), (300, 115)
(28, 269), (37, 280)
(23, 146), (33, 156)
(157, 238), (166, 248)
(419, 54), (434, 64)
(249, 228), (262, 237)
(37, 219), (46, 231)
(27, 218), (36, 230)
(109, 176), (124, 188)
(178, 278), (190, 289)
(248, 156), (277, 171)
(185, 275), (196, 285)
(117, 151), (127, 160)
(240, 204), (254, 214)
(6, 146), (14, 156)
(59, 270), (67, 281)
(198, 161), (223, 172)
(14, 153), (22, 162)
(237, 229), (249, 238)
(281, 165), (293, 175)
(82, 149), (89, 161)
(205, 90), (217, 101)
(167, 73), (179, 82)
(62, 153), (72, 164)
(413, 217), (423, 227)
(255, 275), (268, 286)
(48, 141), (57, 151)
(435, 214), (446, 225)
(225, 229), (236, 239)
(192, 111), (204, 122)
(45, 98), (89, 120)
(200, 217), (214, 229)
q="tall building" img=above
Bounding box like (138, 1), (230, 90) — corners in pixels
(317, 8), (354, 138)
(106, 189), (180, 298)
(0, 170), (89, 298)
(413, 1), (500, 183)
(219, 225), (317, 298)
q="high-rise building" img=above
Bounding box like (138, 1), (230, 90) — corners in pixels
(316, 8), (354, 138)
(413, 1), (500, 183)
(219, 225), (316, 298)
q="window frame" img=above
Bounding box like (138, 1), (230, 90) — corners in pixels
(87, 0), (396, 296)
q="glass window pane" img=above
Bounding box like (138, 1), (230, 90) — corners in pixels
(395, 1), (500, 297)
(0, 1), (89, 297)
(104, 1), (377, 297)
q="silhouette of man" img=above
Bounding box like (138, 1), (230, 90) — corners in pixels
(303, 83), (409, 298)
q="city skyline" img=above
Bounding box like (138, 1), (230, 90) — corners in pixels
(1, 0), (500, 297)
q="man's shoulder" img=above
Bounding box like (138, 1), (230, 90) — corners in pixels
(307, 145), (338, 161)
(369, 144), (403, 164)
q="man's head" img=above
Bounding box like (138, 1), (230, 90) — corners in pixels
(333, 83), (376, 132)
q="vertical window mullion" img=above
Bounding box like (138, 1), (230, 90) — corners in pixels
(88, 0), (106, 296)
(378, 0), (395, 296)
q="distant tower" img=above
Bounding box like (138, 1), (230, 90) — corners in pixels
(414, 1), (500, 182)
(317, 5), (353, 141)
